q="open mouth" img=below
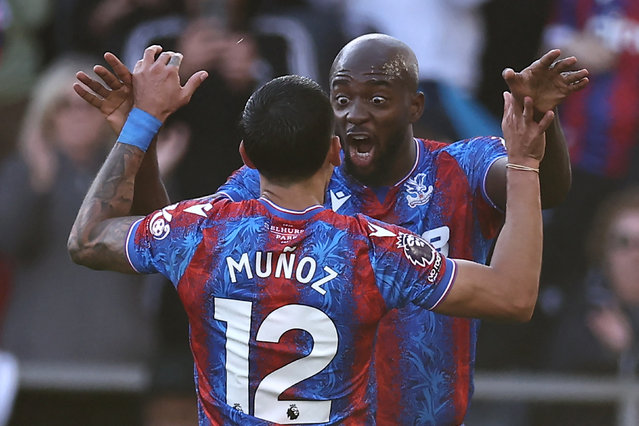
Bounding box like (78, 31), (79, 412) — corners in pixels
(347, 134), (375, 168)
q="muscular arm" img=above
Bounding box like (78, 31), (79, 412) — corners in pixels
(436, 94), (552, 321)
(68, 143), (145, 273)
(486, 49), (589, 209)
(69, 46), (207, 272)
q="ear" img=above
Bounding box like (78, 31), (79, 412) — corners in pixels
(239, 141), (256, 169)
(409, 91), (425, 123)
(327, 136), (341, 167)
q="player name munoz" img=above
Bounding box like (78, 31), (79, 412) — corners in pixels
(226, 248), (338, 295)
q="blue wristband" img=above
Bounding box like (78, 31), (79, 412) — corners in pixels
(117, 108), (163, 152)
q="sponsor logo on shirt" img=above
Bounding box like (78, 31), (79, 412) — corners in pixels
(267, 223), (304, 242)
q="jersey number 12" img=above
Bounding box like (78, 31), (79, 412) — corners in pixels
(215, 298), (339, 423)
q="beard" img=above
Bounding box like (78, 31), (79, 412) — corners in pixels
(343, 136), (404, 187)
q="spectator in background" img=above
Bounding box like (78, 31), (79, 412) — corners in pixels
(541, 0), (639, 293)
(49, 0), (186, 58)
(0, 55), (155, 425)
(533, 186), (639, 426)
(0, 0), (51, 161)
(342, 0), (501, 141)
(119, 0), (270, 201)
(120, 0), (347, 199)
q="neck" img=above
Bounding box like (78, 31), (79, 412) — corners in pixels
(387, 134), (417, 185)
(259, 172), (328, 211)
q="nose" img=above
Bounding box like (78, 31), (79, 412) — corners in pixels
(345, 98), (368, 125)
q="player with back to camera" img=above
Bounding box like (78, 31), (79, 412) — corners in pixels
(73, 34), (588, 424)
(69, 44), (550, 424)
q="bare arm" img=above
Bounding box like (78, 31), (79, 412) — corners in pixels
(486, 49), (589, 209)
(68, 46), (207, 272)
(436, 94), (553, 322)
(74, 52), (171, 214)
(68, 143), (145, 273)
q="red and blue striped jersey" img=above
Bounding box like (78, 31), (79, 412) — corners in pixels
(126, 195), (457, 425)
(546, 0), (639, 178)
(219, 137), (506, 424)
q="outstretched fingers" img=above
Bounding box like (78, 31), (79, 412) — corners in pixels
(94, 64), (123, 91)
(537, 49), (562, 69)
(551, 56), (578, 72)
(550, 56), (590, 90)
(104, 52), (132, 85)
(562, 69), (590, 88)
(73, 79), (102, 109)
(568, 75), (589, 91)
(76, 71), (107, 97)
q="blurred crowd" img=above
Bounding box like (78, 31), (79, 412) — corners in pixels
(0, 0), (638, 425)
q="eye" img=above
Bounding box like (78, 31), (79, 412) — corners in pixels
(334, 95), (349, 106)
(371, 96), (386, 104)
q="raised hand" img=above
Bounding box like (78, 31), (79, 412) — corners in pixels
(74, 52), (134, 134)
(131, 45), (208, 123)
(501, 92), (554, 166)
(503, 49), (589, 115)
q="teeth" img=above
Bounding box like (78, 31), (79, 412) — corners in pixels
(352, 135), (367, 140)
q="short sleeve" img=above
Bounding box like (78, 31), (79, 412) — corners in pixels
(363, 217), (457, 311)
(125, 199), (211, 285)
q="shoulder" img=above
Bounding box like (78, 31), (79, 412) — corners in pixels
(216, 165), (261, 201)
(417, 138), (449, 153)
(352, 214), (403, 246)
(416, 137), (505, 162)
(146, 196), (238, 231)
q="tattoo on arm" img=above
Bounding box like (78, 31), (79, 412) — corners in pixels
(69, 144), (146, 273)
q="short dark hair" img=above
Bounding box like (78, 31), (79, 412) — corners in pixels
(240, 75), (334, 183)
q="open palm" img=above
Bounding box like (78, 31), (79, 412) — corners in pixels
(503, 49), (589, 114)
(74, 52), (133, 134)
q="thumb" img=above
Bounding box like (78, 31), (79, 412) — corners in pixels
(182, 70), (208, 100)
(502, 68), (515, 80)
